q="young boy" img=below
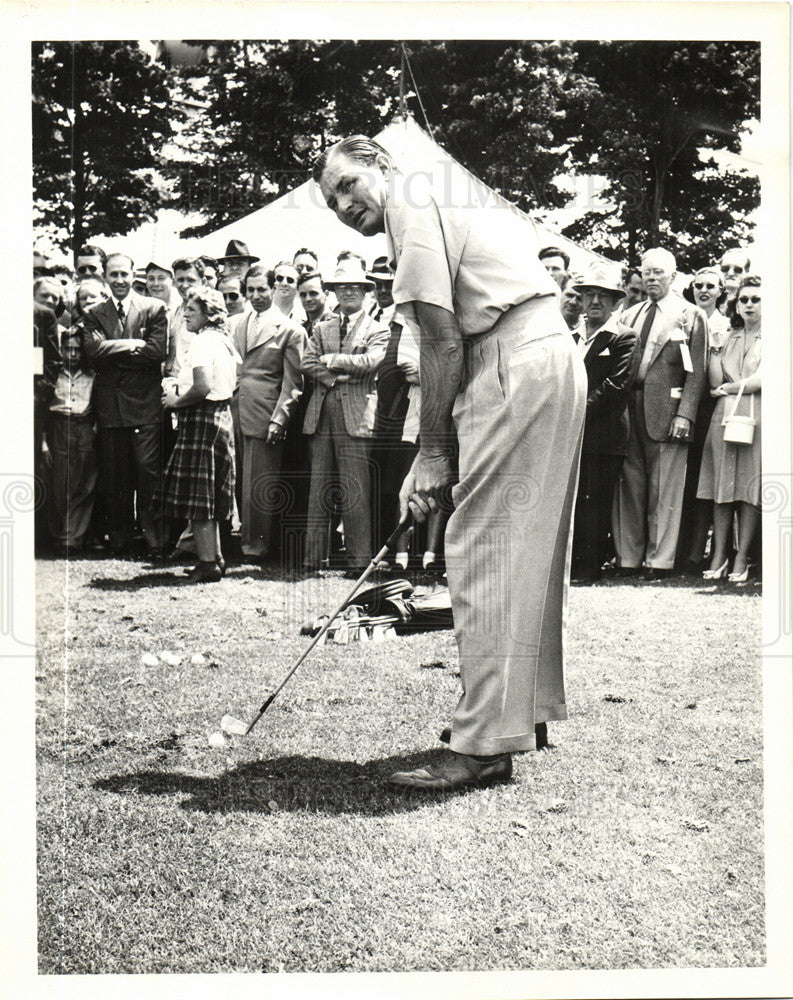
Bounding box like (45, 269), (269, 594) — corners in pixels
(42, 331), (97, 555)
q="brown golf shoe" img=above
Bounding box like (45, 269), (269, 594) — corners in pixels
(387, 752), (513, 791)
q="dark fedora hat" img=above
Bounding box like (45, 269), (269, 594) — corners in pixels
(218, 239), (260, 264)
(366, 255), (395, 283)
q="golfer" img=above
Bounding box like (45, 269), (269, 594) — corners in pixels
(314, 136), (586, 791)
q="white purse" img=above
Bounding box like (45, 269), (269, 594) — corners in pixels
(722, 379), (756, 445)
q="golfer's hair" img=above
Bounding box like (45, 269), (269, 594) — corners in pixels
(297, 270), (325, 290)
(538, 246), (570, 270)
(171, 256), (206, 279)
(311, 135), (396, 183)
(242, 263), (269, 293)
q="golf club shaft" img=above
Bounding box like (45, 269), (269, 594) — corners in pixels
(244, 515), (414, 734)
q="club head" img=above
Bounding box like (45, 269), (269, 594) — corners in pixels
(220, 714), (248, 736)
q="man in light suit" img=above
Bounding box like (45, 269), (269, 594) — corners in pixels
(82, 252), (168, 557)
(301, 260), (389, 574)
(612, 247), (707, 580)
(230, 264), (305, 561)
(569, 266), (638, 583)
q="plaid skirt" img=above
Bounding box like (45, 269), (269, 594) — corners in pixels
(154, 399), (235, 521)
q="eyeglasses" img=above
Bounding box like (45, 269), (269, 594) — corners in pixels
(641, 268), (666, 278)
(693, 282), (718, 291)
(721, 265), (744, 274)
(737, 295), (761, 304)
(274, 274), (296, 285)
(222, 292), (240, 301)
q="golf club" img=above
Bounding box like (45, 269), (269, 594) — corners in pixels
(221, 512), (414, 737)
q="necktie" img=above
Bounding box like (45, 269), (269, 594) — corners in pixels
(340, 314), (349, 347)
(572, 332), (581, 344)
(116, 300), (126, 327)
(638, 301), (658, 352)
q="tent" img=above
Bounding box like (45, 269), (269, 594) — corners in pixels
(129, 115), (619, 281)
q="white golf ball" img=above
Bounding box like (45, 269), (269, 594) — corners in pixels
(140, 653), (159, 667)
(208, 731), (226, 749)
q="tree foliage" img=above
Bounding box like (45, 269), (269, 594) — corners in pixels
(561, 41), (760, 271)
(31, 39), (760, 271)
(32, 41), (174, 254)
(167, 40), (598, 236)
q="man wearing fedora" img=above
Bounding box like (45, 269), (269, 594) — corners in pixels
(301, 259), (390, 575)
(569, 266), (638, 584)
(218, 239), (260, 282)
(367, 256), (396, 324)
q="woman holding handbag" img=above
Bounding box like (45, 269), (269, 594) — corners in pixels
(697, 275), (761, 582)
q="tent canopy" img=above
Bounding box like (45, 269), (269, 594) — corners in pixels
(126, 115), (619, 282)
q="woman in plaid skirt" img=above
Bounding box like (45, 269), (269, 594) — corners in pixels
(156, 287), (240, 582)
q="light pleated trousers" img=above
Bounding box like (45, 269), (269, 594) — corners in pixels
(446, 297), (587, 756)
(612, 390), (689, 570)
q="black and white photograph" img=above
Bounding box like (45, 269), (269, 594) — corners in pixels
(2, 2), (791, 997)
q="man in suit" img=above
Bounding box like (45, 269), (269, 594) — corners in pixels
(301, 260), (389, 574)
(569, 266), (638, 584)
(230, 264), (305, 562)
(81, 252), (168, 557)
(612, 247), (707, 580)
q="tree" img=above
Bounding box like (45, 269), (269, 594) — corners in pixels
(32, 41), (174, 254)
(560, 41), (760, 271)
(167, 40), (598, 236)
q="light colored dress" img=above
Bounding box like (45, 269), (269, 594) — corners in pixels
(697, 328), (761, 506)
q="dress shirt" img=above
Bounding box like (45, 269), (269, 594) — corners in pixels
(50, 368), (94, 416)
(636, 293), (677, 383)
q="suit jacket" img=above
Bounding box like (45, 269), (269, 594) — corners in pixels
(621, 293), (707, 442)
(580, 318), (638, 456)
(302, 310), (390, 438)
(231, 308), (306, 438)
(81, 291), (167, 427)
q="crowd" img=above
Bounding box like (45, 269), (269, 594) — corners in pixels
(32, 235), (761, 586)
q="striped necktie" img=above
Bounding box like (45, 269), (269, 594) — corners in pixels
(116, 300), (126, 327)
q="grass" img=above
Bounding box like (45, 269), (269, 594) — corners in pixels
(35, 557), (764, 974)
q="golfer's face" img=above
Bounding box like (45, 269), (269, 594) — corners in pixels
(319, 152), (387, 236)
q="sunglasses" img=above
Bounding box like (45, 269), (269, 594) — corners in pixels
(274, 274), (296, 285)
(222, 291), (240, 301)
(693, 282), (718, 291)
(737, 295), (761, 304)
(721, 265), (743, 274)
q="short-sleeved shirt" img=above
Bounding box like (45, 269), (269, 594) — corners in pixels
(50, 369), (94, 416)
(384, 172), (557, 336)
(177, 327), (239, 400)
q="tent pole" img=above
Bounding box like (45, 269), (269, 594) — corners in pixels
(398, 42), (408, 120)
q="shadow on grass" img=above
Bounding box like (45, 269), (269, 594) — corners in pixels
(87, 572), (198, 591)
(94, 748), (493, 815)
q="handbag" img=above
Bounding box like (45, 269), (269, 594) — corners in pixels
(722, 379), (756, 445)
